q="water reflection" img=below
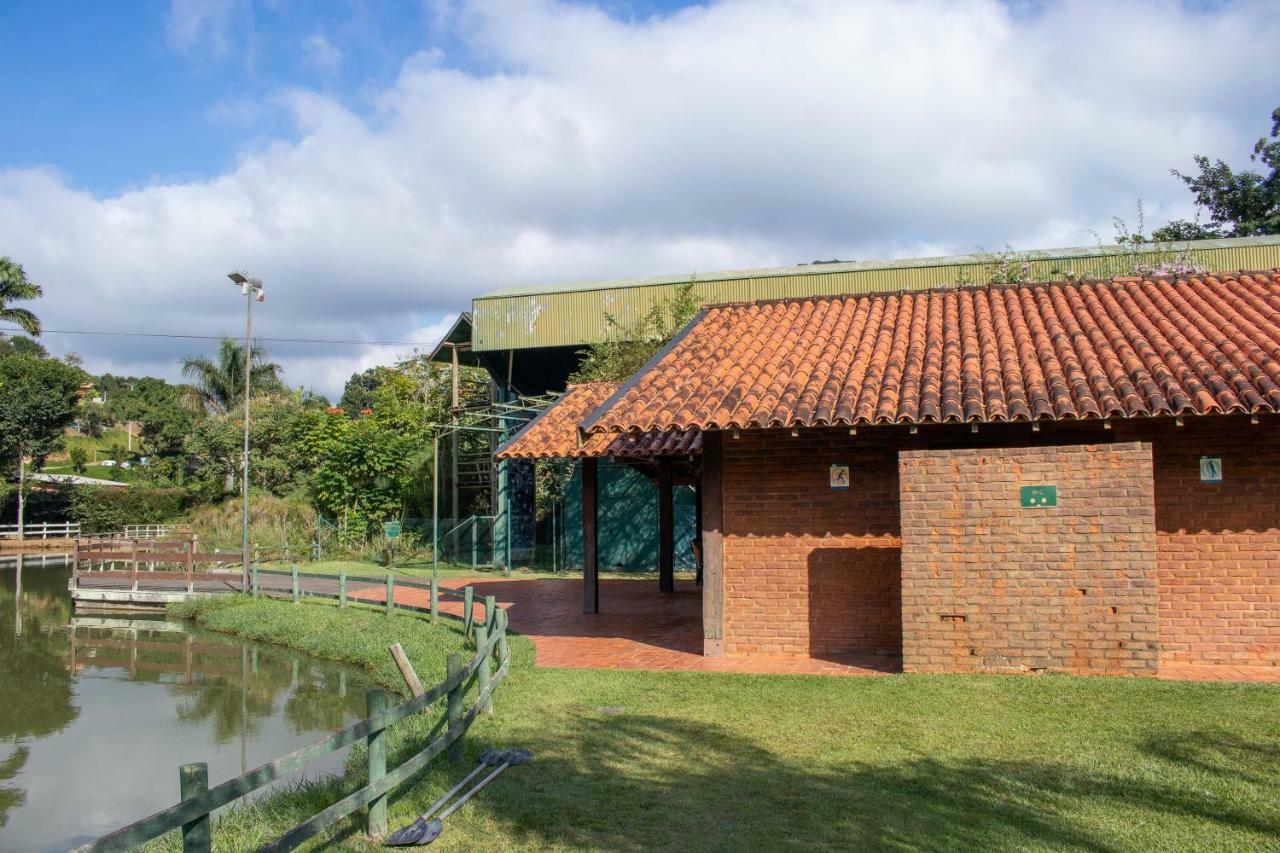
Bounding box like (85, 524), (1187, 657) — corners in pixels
(0, 555), (374, 852)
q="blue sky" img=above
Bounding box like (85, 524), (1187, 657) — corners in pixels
(0, 1), (701, 194)
(1, 1), (1277, 397)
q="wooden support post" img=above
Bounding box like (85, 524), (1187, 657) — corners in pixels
(484, 594), (497, 631)
(284, 541), (291, 563)
(446, 652), (464, 764)
(658, 457), (674, 594)
(365, 689), (388, 837)
(131, 541), (139, 592)
(495, 607), (509, 666)
(475, 621), (492, 714)
(701, 431), (725, 657)
(463, 585), (474, 636)
(430, 577), (439, 623)
(251, 563), (259, 598)
(291, 564), (300, 603)
(389, 643), (425, 697)
(187, 541), (195, 593)
(385, 574), (394, 616)
(339, 569), (347, 608)
(582, 457), (599, 613)
(179, 762), (211, 853)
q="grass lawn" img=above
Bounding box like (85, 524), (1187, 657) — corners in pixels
(166, 596), (1280, 852)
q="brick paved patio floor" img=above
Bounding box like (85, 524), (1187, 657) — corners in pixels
(353, 576), (1279, 682)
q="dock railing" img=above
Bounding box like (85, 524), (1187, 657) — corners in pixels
(75, 589), (511, 852)
(70, 535), (248, 594)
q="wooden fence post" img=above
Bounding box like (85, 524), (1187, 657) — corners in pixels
(339, 569), (347, 608)
(291, 564), (300, 603)
(429, 578), (439, 624)
(463, 586), (474, 637)
(495, 607), (510, 666)
(446, 652), (464, 764)
(365, 689), (388, 837)
(179, 762), (211, 853)
(251, 563), (259, 598)
(484, 595), (496, 632)
(475, 621), (492, 715)
(385, 574), (394, 616)
(131, 541), (139, 592)
(186, 541), (195, 593)
(284, 541), (291, 563)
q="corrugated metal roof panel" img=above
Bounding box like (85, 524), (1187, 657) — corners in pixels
(472, 235), (1280, 352)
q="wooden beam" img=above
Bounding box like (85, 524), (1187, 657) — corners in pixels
(700, 431), (724, 656)
(582, 457), (599, 614)
(658, 458), (674, 593)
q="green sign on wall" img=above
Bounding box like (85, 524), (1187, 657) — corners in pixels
(384, 520), (402, 539)
(1019, 484), (1057, 508)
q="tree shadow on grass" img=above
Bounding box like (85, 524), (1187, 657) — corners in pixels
(443, 713), (1280, 852)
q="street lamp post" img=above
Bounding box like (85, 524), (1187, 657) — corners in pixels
(228, 272), (265, 591)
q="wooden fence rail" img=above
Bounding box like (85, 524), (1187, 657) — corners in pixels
(75, 594), (510, 852)
(0, 521), (81, 539)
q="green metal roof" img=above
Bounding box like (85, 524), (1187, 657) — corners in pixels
(471, 235), (1280, 352)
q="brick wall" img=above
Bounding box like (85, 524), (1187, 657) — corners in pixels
(721, 430), (901, 657)
(899, 442), (1159, 675)
(1120, 417), (1280, 666)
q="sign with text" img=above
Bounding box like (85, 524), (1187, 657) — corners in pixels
(384, 520), (402, 539)
(1019, 484), (1057, 508)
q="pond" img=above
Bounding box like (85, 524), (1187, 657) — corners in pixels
(0, 554), (377, 852)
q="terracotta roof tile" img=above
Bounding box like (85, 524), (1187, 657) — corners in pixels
(584, 272), (1280, 433)
(496, 382), (701, 460)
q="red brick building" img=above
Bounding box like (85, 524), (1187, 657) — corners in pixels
(504, 271), (1280, 675)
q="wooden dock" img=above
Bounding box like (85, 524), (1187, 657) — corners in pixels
(69, 535), (247, 611)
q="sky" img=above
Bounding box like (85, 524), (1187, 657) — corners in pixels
(1, 0), (1278, 399)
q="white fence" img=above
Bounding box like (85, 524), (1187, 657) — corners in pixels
(123, 524), (187, 539)
(0, 521), (82, 539)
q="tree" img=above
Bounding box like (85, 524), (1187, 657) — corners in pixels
(0, 334), (47, 360)
(0, 356), (81, 536)
(339, 365), (392, 414)
(180, 337), (285, 415)
(0, 257), (42, 336)
(1154, 106), (1280, 240)
(570, 283), (701, 383)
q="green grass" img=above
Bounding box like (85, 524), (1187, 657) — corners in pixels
(41, 426), (139, 478)
(165, 596), (1280, 852)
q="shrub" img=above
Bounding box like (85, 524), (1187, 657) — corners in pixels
(69, 486), (191, 533)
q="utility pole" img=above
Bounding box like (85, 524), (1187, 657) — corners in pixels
(227, 272), (265, 590)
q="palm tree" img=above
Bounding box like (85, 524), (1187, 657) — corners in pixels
(0, 257), (43, 336)
(181, 337), (285, 414)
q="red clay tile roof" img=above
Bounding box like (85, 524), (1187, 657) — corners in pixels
(584, 271), (1280, 433)
(496, 382), (701, 459)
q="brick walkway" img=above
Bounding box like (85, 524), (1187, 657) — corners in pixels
(360, 576), (898, 677)
(351, 576), (1279, 683)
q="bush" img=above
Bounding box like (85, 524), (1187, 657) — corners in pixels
(69, 486), (191, 533)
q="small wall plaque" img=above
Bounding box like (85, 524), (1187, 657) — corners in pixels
(1019, 484), (1057, 508)
(1199, 456), (1223, 483)
(829, 464), (850, 489)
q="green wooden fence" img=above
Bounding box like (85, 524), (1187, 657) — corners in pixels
(76, 585), (511, 852)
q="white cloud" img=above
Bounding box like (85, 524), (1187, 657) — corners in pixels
(5, 0), (1280, 398)
(167, 0), (241, 57)
(302, 32), (343, 73)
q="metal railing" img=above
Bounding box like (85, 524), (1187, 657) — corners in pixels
(0, 521), (81, 539)
(76, 588), (511, 852)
